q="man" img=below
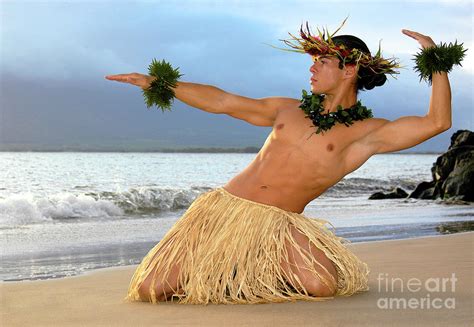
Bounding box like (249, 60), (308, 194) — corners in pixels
(105, 27), (455, 304)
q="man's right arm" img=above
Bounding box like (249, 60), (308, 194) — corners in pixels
(168, 79), (299, 127)
(106, 73), (298, 127)
(171, 81), (227, 114)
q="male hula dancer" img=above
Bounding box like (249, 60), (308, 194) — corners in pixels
(105, 18), (466, 305)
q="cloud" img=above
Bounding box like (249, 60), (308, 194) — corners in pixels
(1, 0), (472, 151)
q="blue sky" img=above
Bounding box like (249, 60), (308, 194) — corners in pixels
(1, 0), (472, 151)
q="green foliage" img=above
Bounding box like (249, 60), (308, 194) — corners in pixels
(142, 58), (183, 112)
(413, 41), (467, 85)
(299, 90), (373, 136)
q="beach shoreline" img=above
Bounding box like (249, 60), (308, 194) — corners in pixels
(2, 227), (471, 283)
(2, 232), (472, 326)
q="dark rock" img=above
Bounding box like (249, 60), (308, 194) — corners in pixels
(410, 129), (474, 202)
(449, 129), (474, 149)
(442, 150), (474, 201)
(431, 146), (471, 182)
(369, 187), (408, 200)
(408, 181), (437, 199)
(436, 221), (474, 234)
(369, 192), (386, 200)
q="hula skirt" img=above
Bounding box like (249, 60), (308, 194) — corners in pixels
(124, 187), (369, 305)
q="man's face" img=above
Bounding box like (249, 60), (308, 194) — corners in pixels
(309, 55), (344, 94)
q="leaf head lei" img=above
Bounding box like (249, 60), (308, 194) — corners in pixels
(267, 16), (403, 78)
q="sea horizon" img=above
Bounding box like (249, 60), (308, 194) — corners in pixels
(0, 148), (444, 154)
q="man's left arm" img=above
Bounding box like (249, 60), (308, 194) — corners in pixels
(361, 71), (451, 154)
(359, 29), (453, 154)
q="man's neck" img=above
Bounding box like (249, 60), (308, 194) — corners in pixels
(321, 90), (358, 113)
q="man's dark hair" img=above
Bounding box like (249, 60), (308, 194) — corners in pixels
(332, 35), (388, 94)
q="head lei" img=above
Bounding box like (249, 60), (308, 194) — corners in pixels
(271, 16), (402, 78)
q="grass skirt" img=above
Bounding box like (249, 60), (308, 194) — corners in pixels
(124, 187), (370, 305)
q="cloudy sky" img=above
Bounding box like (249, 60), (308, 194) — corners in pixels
(1, 0), (472, 151)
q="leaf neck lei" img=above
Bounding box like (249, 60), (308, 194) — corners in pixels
(299, 89), (373, 136)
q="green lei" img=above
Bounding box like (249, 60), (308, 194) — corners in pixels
(142, 59), (183, 112)
(299, 89), (373, 135)
(413, 41), (467, 85)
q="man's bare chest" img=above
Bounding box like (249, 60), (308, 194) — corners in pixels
(260, 108), (379, 180)
(271, 110), (352, 157)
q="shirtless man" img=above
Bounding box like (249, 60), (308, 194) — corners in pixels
(105, 29), (452, 300)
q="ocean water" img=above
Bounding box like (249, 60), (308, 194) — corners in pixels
(1, 152), (472, 282)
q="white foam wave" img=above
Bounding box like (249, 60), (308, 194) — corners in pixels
(0, 192), (124, 226)
(109, 186), (204, 213)
(0, 186), (209, 227)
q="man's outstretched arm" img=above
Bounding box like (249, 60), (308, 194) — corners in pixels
(172, 80), (299, 126)
(105, 73), (297, 127)
(357, 30), (452, 155)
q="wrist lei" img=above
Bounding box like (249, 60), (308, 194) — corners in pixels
(299, 90), (373, 136)
(142, 58), (183, 112)
(413, 41), (467, 85)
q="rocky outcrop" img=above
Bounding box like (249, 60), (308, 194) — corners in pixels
(369, 130), (473, 202)
(409, 130), (473, 202)
(436, 221), (474, 234)
(369, 187), (408, 199)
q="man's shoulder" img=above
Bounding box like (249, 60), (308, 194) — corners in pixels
(340, 118), (390, 173)
(271, 97), (301, 109)
(272, 97), (301, 119)
(366, 117), (390, 126)
(343, 118), (390, 154)
(345, 117), (391, 157)
(262, 97), (300, 106)
(362, 117), (391, 134)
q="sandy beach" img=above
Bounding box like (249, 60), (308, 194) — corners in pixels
(2, 232), (472, 326)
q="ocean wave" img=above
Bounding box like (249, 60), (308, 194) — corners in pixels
(0, 193), (123, 226)
(0, 186), (212, 227)
(0, 178), (420, 227)
(91, 186), (211, 213)
(324, 177), (419, 197)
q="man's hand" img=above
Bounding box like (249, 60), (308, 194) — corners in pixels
(402, 29), (436, 49)
(105, 73), (156, 90)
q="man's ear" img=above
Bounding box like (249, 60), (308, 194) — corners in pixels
(344, 64), (358, 80)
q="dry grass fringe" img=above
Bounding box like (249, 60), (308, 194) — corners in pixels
(123, 187), (370, 305)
